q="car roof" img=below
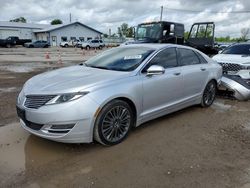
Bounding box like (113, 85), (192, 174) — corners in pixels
(230, 42), (250, 46)
(118, 43), (196, 51)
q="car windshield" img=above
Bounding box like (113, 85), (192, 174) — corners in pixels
(222, 44), (250, 55)
(85, 47), (155, 71)
(136, 23), (162, 40)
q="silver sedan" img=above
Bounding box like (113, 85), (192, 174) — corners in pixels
(16, 44), (222, 145)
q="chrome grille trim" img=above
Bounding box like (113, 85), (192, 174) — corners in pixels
(218, 62), (250, 73)
(24, 95), (56, 109)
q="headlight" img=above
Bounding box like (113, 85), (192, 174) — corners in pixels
(46, 92), (89, 105)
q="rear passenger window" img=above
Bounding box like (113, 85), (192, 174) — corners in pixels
(178, 48), (200, 66)
(149, 48), (178, 68)
(195, 52), (207, 64)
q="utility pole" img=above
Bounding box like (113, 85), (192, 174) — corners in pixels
(69, 13), (72, 23)
(160, 6), (163, 21)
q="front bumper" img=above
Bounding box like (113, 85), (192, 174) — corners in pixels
(17, 95), (100, 143)
(220, 75), (250, 100)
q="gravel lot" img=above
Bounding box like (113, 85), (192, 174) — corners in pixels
(0, 47), (250, 188)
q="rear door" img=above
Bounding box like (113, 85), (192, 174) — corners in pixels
(177, 48), (209, 99)
(141, 47), (183, 120)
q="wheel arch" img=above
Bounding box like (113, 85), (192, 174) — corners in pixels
(96, 96), (138, 128)
(209, 78), (218, 85)
(114, 97), (137, 126)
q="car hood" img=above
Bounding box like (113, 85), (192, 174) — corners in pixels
(212, 54), (250, 66)
(23, 65), (132, 95)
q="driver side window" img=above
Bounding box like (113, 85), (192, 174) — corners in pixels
(149, 48), (178, 68)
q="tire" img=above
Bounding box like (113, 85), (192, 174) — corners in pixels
(29, 45), (34, 48)
(99, 45), (102, 49)
(86, 45), (90, 50)
(94, 100), (135, 146)
(6, 44), (11, 48)
(65, 44), (68, 48)
(43, 45), (48, 48)
(201, 80), (217, 107)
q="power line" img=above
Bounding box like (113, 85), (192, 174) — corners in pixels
(165, 7), (250, 14)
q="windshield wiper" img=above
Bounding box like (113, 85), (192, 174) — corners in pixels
(88, 65), (110, 70)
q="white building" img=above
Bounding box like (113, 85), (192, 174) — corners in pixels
(0, 21), (102, 46)
(0, 21), (47, 39)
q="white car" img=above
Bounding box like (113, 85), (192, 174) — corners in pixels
(81, 39), (104, 50)
(212, 43), (250, 100)
(16, 44), (222, 145)
(60, 40), (79, 47)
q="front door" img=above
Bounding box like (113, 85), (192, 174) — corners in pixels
(51, 36), (57, 46)
(141, 48), (183, 121)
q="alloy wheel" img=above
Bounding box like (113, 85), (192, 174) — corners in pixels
(101, 106), (131, 143)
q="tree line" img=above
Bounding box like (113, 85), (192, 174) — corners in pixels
(9, 17), (63, 25)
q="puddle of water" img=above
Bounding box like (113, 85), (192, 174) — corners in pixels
(0, 65), (36, 73)
(0, 62), (76, 73)
(0, 87), (18, 93)
(0, 122), (81, 184)
(0, 122), (28, 178)
(212, 101), (232, 112)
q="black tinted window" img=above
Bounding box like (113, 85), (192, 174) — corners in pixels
(179, 48), (200, 66)
(222, 44), (250, 55)
(149, 48), (178, 68)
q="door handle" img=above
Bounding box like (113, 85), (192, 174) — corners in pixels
(200, 67), (206, 71)
(174, 72), (181, 76)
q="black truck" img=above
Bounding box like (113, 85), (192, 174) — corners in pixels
(0, 36), (32, 47)
(134, 21), (218, 54)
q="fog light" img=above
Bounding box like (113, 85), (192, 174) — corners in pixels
(51, 124), (75, 129)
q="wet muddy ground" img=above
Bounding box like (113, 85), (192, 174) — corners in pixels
(0, 47), (250, 188)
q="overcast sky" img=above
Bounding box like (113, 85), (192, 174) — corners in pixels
(0, 0), (250, 37)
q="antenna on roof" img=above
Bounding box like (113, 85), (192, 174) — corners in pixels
(69, 13), (72, 23)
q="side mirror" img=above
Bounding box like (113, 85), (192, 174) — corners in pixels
(146, 65), (165, 76)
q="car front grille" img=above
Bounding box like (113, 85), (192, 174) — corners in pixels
(24, 95), (56, 109)
(218, 62), (250, 73)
